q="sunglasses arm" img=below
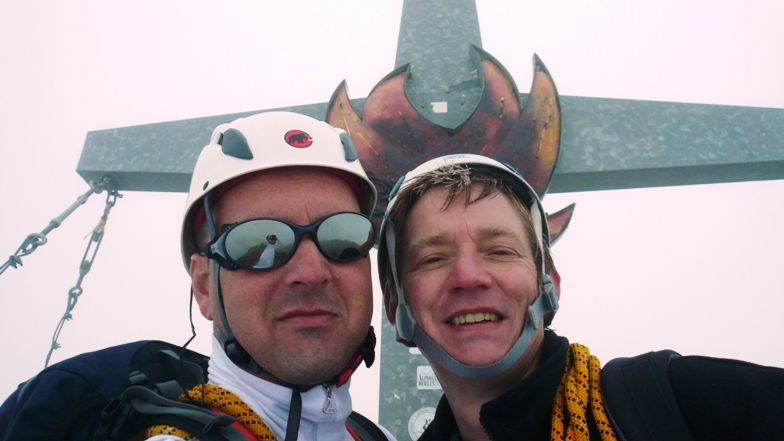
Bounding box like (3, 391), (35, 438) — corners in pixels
(202, 193), (240, 271)
(204, 240), (241, 271)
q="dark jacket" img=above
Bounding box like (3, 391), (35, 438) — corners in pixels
(418, 331), (784, 441)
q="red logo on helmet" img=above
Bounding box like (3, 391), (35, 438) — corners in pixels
(284, 130), (313, 148)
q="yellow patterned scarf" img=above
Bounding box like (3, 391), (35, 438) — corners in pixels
(146, 384), (277, 440)
(550, 344), (617, 441)
(147, 346), (616, 441)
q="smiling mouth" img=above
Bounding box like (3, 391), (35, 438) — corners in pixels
(448, 312), (500, 326)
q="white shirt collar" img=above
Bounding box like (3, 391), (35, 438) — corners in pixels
(207, 336), (355, 441)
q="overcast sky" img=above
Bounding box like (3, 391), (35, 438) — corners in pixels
(1, 1), (783, 421)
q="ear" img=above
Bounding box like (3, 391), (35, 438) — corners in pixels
(383, 281), (398, 325)
(190, 254), (214, 321)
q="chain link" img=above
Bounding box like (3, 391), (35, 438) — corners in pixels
(0, 177), (113, 276)
(44, 187), (122, 367)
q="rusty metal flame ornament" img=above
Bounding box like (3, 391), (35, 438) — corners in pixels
(327, 46), (575, 244)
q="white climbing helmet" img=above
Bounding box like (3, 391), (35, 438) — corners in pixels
(378, 153), (558, 379)
(180, 111), (377, 270)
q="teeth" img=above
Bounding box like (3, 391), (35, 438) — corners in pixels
(450, 313), (499, 325)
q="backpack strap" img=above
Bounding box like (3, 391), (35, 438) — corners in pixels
(346, 411), (388, 441)
(94, 342), (248, 441)
(98, 386), (250, 441)
(601, 350), (694, 441)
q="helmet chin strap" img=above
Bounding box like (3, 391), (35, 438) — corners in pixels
(201, 194), (376, 441)
(203, 195), (260, 372)
(398, 276), (558, 380)
(387, 222), (559, 380)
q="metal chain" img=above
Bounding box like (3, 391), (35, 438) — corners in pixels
(44, 187), (122, 367)
(0, 177), (113, 277)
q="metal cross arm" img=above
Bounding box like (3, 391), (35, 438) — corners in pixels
(74, 0), (783, 194)
(75, 96), (784, 194)
(76, 103), (333, 193)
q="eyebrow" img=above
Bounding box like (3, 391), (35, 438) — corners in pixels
(408, 234), (450, 255)
(407, 226), (525, 253)
(477, 226), (518, 239)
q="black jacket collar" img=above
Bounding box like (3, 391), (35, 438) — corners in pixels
(422, 331), (570, 441)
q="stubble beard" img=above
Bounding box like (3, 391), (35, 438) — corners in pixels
(263, 326), (364, 386)
(237, 295), (367, 386)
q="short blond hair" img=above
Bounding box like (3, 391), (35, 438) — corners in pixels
(384, 165), (553, 301)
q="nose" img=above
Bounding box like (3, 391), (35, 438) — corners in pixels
(283, 235), (331, 288)
(445, 246), (492, 293)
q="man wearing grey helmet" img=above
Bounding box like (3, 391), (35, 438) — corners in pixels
(378, 154), (784, 441)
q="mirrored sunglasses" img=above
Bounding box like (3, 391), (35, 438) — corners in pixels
(206, 212), (375, 270)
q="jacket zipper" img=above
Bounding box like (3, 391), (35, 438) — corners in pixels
(322, 384), (336, 414)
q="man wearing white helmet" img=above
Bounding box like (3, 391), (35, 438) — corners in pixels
(171, 111), (393, 441)
(378, 154), (784, 441)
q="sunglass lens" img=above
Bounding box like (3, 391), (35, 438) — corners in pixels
(224, 220), (295, 269)
(317, 213), (375, 261)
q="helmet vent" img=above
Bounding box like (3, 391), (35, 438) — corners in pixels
(203, 181), (209, 190)
(220, 128), (253, 160)
(340, 133), (358, 162)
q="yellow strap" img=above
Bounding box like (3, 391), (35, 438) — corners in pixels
(550, 344), (617, 441)
(147, 425), (196, 440)
(147, 384), (277, 440)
